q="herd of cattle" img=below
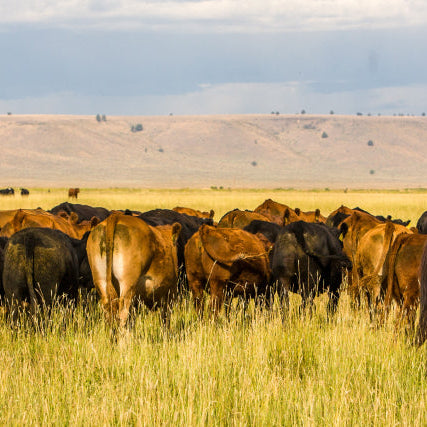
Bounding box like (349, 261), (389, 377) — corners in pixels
(1, 199), (427, 344)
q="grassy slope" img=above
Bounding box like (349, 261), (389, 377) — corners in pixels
(0, 190), (426, 424)
(0, 114), (426, 188)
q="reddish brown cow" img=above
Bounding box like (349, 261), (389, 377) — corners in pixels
(352, 221), (410, 313)
(383, 233), (427, 330)
(173, 206), (215, 219)
(68, 188), (80, 199)
(217, 209), (271, 229)
(254, 199), (325, 225)
(0, 209), (98, 239)
(185, 225), (271, 316)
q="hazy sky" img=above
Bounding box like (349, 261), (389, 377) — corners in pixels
(1, 0), (426, 115)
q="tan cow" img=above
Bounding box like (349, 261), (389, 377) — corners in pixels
(86, 214), (181, 328)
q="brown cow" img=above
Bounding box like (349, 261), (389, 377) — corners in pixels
(185, 224), (271, 316)
(254, 199), (294, 225)
(383, 233), (427, 331)
(254, 199), (325, 225)
(352, 221), (410, 314)
(68, 188), (80, 199)
(173, 206), (215, 219)
(86, 214), (181, 328)
(217, 209), (271, 229)
(0, 209), (98, 239)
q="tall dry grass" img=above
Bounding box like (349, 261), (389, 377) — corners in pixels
(0, 188), (425, 425)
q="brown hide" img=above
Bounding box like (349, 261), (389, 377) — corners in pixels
(384, 233), (427, 330)
(254, 199), (294, 225)
(185, 225), (271, 315)
(352, 221), (410, 309)
(0, 209), (97, 239)
(217, 209), (270, 229)
(173, 206), (215, 219)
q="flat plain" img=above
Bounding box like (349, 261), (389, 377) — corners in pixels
(0, 188), (426, 425)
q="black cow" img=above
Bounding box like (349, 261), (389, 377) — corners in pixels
(0, 188), (14, 196)
(271, 221), (351, 315)
(2, 228), (91, 313)
(20, 188), (29, 196)
(416, 211), (427, 234)
(138, 209), (214, 287)
(243, 220), (282, 243)
(49, 202), (110, 223)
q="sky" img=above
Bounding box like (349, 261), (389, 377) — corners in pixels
(0, 0), (426, 116)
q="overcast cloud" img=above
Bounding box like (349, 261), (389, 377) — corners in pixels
(0, 0), (426, 115)
(1, 0), (427, 32)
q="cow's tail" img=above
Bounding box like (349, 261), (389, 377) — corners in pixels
(416, 244), (427, 346)
(383, 232), (407, 319)
(105, 214), (120, 302)
(23, 233), (39, 315)
(359, 220), (395, 307)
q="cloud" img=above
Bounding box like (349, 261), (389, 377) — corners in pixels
(1, 81), (426, 116)
(1, 0), (427, 32)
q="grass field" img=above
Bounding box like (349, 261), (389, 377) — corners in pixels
(0, 188), (426, 425)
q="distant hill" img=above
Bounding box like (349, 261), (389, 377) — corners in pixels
(0, 114), (426, 188)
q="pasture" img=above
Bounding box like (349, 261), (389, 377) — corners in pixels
(0, 188), (426, 425)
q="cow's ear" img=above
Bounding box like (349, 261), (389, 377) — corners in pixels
(171, 222), (181, 245)
(339, 222), (348, 240)
(295, 208), (301, 216)
(209, 209), (215, 219)
(315, 209), (320, 222)
(69, 212), (79, 224)
(283, 208), (290, 226)
(90, 216), (100, 228)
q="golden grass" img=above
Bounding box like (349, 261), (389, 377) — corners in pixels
(0, 188), (426, 425)
(1, 187), (425, 225)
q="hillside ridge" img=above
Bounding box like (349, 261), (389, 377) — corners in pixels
(0, 114), (426, 188)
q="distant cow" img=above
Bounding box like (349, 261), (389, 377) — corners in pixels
(20, 188), (29, 196)
(68, 188), (80, 199)
(0, 188), (14, 196)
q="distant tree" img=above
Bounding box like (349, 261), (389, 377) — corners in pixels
(321, 131), (328, 138)
(131, 123), (143, 132)
(422, 112), (426, 116)
(102, 114), (106, 121)
(356, 112), (363, 116)
(158, 148), (164, 153)
(367, 113), (371, 116)
(367, 140), (374, 146)
(301, 109), (306, 114)
(251, 161), (257, 167)
(330, 110), (334, 115)
(370, 170), (375, 175)
(7, 112), (11, 116)
(96, 114), (101, 122)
